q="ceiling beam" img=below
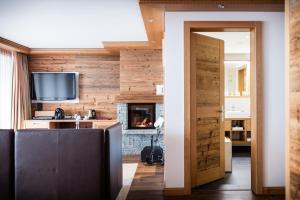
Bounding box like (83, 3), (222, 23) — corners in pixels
(0, 37), (30, 54)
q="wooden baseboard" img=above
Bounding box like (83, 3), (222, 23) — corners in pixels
(163, 187), (186, 196)
(262, 187), (285, 195)
(164, 187), (285, 196)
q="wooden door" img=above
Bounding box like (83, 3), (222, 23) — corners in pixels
(190, 33), (225, 187)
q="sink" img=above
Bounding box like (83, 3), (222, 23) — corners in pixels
(225, 110), (250, 118)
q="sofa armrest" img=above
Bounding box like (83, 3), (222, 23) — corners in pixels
(105, 123), (123, 200)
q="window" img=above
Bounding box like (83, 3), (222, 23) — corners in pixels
(0, 49), (13, 128)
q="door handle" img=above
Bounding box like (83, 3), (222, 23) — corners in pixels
(217, 106), (224, 113)
(218, 106), (224, 122)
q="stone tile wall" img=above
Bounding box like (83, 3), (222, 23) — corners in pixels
(117, 103), (164, 155)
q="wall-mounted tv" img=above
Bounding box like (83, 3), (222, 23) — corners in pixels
(31, 72), (79, 103)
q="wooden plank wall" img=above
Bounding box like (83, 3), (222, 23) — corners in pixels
(28, 49), (163, 118)
(120, 49), (163, 95)
(28, 54), (120, 119)
(289, 0), (300, 199)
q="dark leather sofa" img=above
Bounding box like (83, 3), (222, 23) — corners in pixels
(0, 129), (14, 200)
(0, 123), (122, 200)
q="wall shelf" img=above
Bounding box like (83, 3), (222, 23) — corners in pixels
(115, 94), (163, 103)
(225, 118), (251, 146)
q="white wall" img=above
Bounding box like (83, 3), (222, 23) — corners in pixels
(164, 12), (285, 188)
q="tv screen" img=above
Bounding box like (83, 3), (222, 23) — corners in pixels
(31, 72), (78, 102)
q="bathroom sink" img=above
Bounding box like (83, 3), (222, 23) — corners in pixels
(225, 111), (250, 118)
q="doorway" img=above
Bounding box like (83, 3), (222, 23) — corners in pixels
(184, 21), (263, 195)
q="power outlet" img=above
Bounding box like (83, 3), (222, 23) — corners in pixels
(156, 85), (164, 95)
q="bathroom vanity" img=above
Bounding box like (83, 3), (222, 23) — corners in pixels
(224, 118), (251, 146)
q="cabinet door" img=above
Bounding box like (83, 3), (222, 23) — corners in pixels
(25, 121), (50, 129)
(224, 120), (231, 131)
(92, 121), (117, 129)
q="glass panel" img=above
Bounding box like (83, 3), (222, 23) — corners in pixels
(128, 104), (155, 129)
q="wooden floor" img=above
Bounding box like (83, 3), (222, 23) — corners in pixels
(198, 149), (251, 190)
(124, 156), (285, 200)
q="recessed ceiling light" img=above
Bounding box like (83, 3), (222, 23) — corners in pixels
(147, 18), (154, 23)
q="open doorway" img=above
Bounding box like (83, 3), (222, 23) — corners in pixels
(195, 31), (251, 190)
(184, 21), (263, 195)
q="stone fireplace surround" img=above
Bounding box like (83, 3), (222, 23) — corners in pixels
(117, 103), (164, 155)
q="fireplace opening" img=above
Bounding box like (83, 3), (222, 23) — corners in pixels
(128, 103), (156, 129)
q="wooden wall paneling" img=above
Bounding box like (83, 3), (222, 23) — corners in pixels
(28, 54), (120, 119)
(288, 0), (300, 199)
(119, 49), (163, 95)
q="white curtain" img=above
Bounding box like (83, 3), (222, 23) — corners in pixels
(0, 49), (13, 129)
(11, 52), (31, 129)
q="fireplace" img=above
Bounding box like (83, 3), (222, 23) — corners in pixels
(128, 103), (156, 129)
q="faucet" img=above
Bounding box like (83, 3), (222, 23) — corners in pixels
(231, 105), (236, 111)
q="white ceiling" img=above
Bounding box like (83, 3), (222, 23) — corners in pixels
(0, 0), (148, 48)
(197, 32), (250, 54)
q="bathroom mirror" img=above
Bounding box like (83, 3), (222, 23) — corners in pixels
(225, 61), (250, 97)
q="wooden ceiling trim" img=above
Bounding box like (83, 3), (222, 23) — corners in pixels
(102, 41), (159, 51)
(139, 0), (284, 11)
(29, 48), (119, 55)
(138, 0), (284, 50)
(139, 4), (164, 49)
(0, 37), (30, 54)
(163, 4), (284, 12)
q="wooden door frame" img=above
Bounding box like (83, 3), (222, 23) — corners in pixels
(184, 21), (263, 195)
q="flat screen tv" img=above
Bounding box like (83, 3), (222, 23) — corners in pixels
(31, 72), (79, 103)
